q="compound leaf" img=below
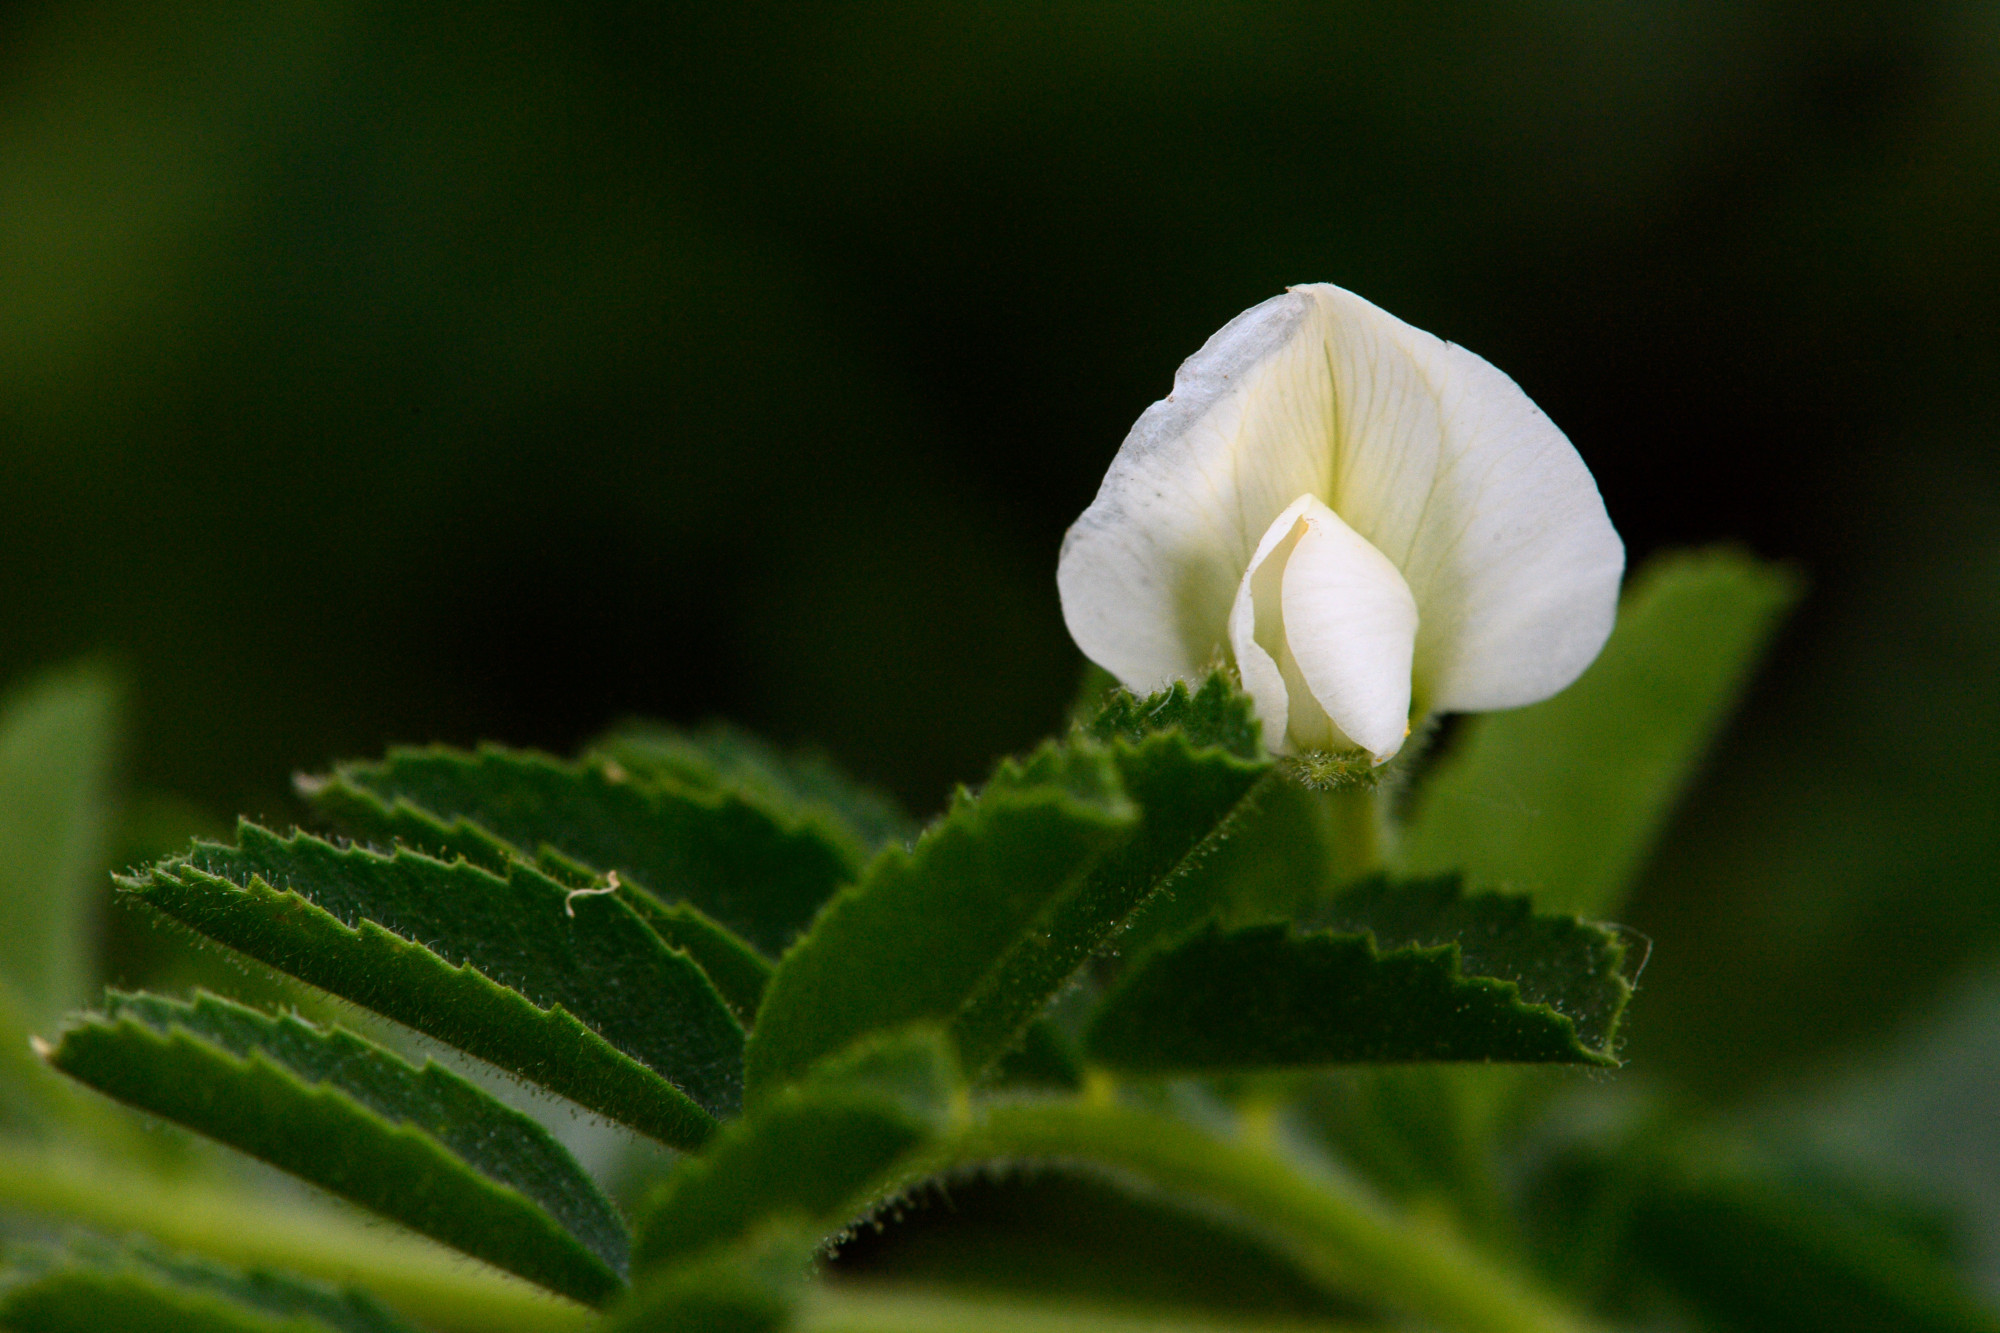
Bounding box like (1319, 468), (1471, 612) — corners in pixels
(123, 823), (739, 1146)
(40, 991), (628, 1306)
(300, 772), (773, 1025)
(1398, 547), (1800, 916)
(752, 676), (1274, 1101)
(952, 676), (1277, 1044)
(590, 721), (917, 854)
(635, 1029), (961, 1276)
(302, 745), (858, 959)
(744, 747), (1136, 1102)
(1087, 877), (1632, 1069)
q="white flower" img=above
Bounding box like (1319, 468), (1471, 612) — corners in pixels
(1058, 283), (1623, 764)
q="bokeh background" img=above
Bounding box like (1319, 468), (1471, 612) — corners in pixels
(3, 0), (1997, 1288)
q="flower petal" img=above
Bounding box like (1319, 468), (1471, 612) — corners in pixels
(1297, 284), (1624, 712)
(1279, 496), (1419, 762)
(1228, 496), (1311, 754)
(1228, 495), (1418, 761)
(1058, 290), (1335, 692)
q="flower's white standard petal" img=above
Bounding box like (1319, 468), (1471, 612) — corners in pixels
(1296, 284), (1624, 712)
(1061, 281), (1621, 751)
(1228, 494), (1418, 762)
(1058, 291), (1337, 693)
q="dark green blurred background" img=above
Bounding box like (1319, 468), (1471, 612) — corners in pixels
(2, 0), (1995, 1130)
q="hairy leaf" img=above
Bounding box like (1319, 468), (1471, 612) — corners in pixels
(615, 890), (774, 1027)
(0, 1237), (417, 1333)
(1318, 876), (1633, 1054)
(41, 991), (628, 1305)
(824, 1171), (1353, 1321)
(947, 677), (1273, 1079)
(744, 747), (1137, 1102)
(753, 677), (1274, 1099)
(303, 745), (858, 958)
(0, 663), (119, 1027)
(1398, 547), (1800, 915)
(591, 721), (917, 853)
(123, 824), (738, 1146)
(1087, 877), (1631, 1068)
(1083, 673), (1262, 761)
(636, 1030), (961, 1275)
(300, 776), (772, 1024)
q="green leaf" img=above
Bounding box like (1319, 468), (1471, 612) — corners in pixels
(1398, 547), (1801, 916)
(302, 744), (860, 959)
(590, 721), (917, 853)
(615, 890), (774, 1027)
(1292, 1065), (1527, 1232)
(635, 1029), (962, 1276)
(1082, 673), (1262, 761)
(1123, 773), (1348, 937)
(752, 676), (1274, 1101)
(743, 746), (1138, 1102)
(824, 1171), (1352, 1321)
(0, 1237), (418, 1333)
(948, 679), (1273, 1077)
(41, 991), (629, 1306)
(1087, 877), (1631, 1069)
(123, 824), (739, 1147)
(0, 663), (119, 1027)
(1637, 1140), (2000, 1333)
(1540, 1126), (2000, 1333)
(301, 769), (773, 1024)
(985, 1017), (1083, 1091)
(611, 1224), (810, 1333)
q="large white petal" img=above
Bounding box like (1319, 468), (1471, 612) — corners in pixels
(1278, 496), (1419, 762)
(1299, 284), (1624, 712)
(1058, 291), (1336, 692)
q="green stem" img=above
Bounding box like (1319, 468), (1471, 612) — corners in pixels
(0, 1142), (595, 1333)
(1323, 783), (1388, 886)
(801, 1285), (1360, 1331)
(913, 1101), (1599, 1333)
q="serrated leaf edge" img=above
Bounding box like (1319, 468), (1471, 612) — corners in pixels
(1094, 919), (1629, 1069)
(43, 1008), (627, 1305)
(121, 853), (723, 1147)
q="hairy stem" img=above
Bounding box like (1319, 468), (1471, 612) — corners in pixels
(909, 1101), (1598, 1333)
